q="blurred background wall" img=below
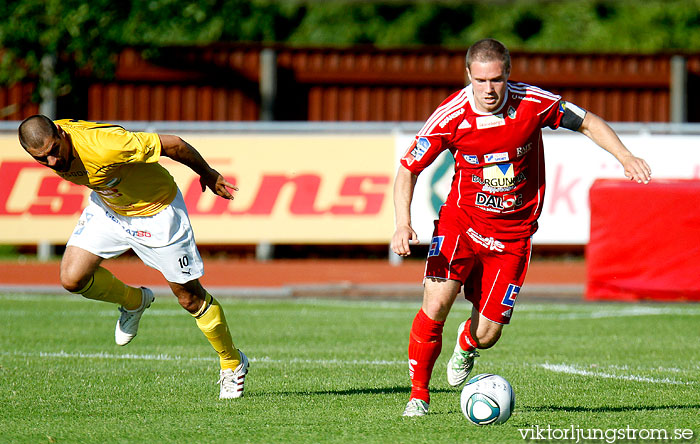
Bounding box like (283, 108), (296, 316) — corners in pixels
(2, 45), (699, 124)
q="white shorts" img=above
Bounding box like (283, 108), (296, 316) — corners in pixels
(67, 190), (204, 284)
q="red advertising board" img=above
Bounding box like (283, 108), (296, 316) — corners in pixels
(586, 179), (700, 301)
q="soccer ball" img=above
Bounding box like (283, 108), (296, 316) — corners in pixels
(460, 373), (515, 425)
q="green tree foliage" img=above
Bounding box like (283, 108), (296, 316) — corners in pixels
(285, 0), (700, 51)
(0, 0), (124, 99)
(2, 0), (700, 98)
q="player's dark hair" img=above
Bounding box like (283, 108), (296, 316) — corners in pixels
(466, 38), (511, 75)
(18, 114), (58, 151)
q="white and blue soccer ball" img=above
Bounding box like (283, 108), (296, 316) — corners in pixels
(460, 373), (515, 425)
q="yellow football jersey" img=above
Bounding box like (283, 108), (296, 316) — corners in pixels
(54, 119), (177, 217)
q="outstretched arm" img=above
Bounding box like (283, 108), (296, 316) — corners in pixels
(578, 112), (652, 184)
(158, 134), (238, 200)
(391, 165), (419, 256)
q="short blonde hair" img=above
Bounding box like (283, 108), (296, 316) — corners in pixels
(466, 38), (511, 75)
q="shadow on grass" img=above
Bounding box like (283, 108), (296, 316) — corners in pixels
(524, 404), (700, 413)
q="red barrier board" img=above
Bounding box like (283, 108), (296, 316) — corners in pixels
(586, 179), (700, 301)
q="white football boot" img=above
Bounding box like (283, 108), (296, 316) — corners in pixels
(218, 351), (249, 399)
(115, 287), (155, 346)
(446, 321), (480, 387)
(402, 398), (429, 417)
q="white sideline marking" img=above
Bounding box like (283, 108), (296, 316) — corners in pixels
(2, 350), (405, 366)
(606, 364), (699, 373)
(539, 363), (694, 385)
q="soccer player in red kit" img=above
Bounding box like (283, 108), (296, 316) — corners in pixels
(392, 39), (652, 416)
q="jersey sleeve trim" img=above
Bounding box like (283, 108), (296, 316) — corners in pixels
(417, 88), (468, 136)
(537, 100), (559, 117)
(509, 82), (561, 102)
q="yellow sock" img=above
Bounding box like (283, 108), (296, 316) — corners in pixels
(193, 293), (241, 370)
(75, 267), (142, 310)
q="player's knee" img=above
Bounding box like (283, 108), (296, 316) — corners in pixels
(59, 272), (89, 293)
(172, 286), (205, 313)
(170, 280), (206, 313)
(59, 258), (93, 293)
(422, 278), (460, 321)
(422, 299), (452, 321)
(473, 328), (501, 349)
(177, 294), (201, 313)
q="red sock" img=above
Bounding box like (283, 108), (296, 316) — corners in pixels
(408, 309), (444, 404)
(458, 318), (478, 351)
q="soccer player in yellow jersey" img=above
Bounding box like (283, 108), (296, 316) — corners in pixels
(18, 115), (248, 399)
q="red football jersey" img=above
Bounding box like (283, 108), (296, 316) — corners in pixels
(400, 82), (566, 239)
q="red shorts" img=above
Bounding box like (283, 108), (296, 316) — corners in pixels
(424, 207), (532, 324)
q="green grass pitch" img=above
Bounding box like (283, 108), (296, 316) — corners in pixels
(1, 293), (699, 443)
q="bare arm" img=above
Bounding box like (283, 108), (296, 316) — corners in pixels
(578, 112), (652, 184)
(159, 134), (238, 200)
(391, 165), (419, 256)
